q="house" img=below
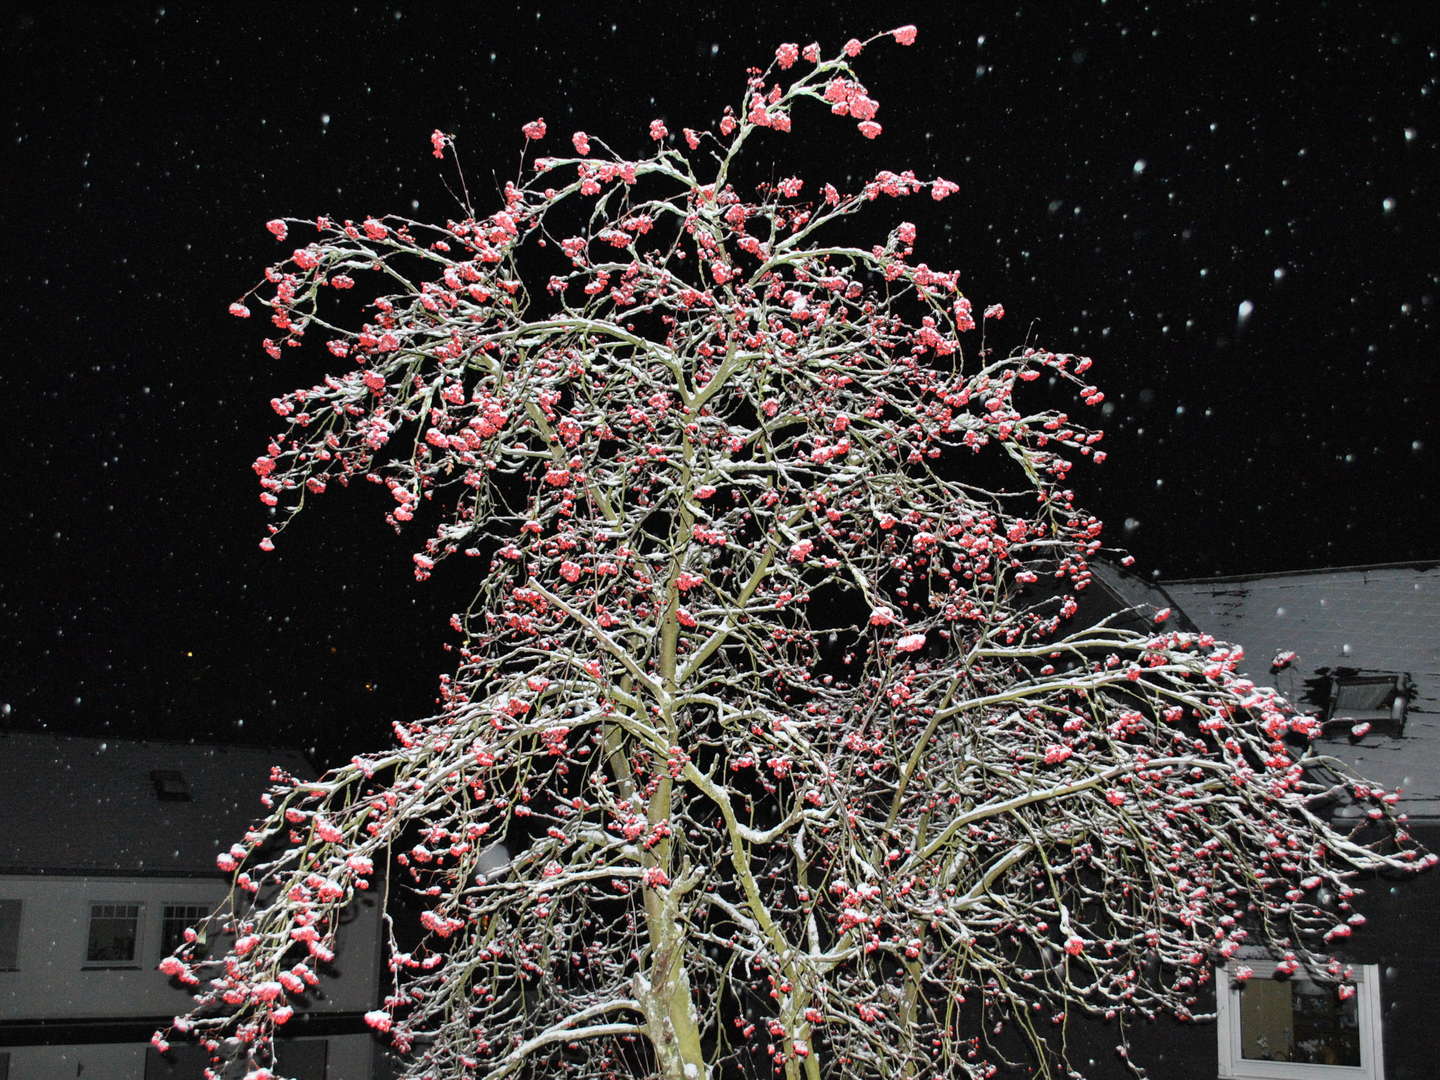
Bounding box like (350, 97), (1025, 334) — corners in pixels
(0, 733), (386, 1079)
(1084, 559), (1440, 1080)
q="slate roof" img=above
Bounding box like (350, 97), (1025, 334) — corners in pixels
(0, 732), (315, 875)
(1092, 560), (1440, 821)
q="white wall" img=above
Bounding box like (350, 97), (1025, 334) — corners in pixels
(1, 873), (383, 1019)
(2, 1034), (373, 1079)
(0, 875), (222, 1020)
(0, 874), (384, 1078)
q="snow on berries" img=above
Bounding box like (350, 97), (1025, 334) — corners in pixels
(186, 23), (1428, 1080)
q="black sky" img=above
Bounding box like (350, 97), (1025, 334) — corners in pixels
(3, 2), (1436, 765)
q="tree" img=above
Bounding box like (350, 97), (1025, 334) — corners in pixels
(163, 26), (1429, 1080)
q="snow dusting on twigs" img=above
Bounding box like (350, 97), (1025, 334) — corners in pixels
(170, 25), (1429, 1080)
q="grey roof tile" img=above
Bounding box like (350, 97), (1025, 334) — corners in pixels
(0, 732), (314, 874)
(1094, 561), (1440, 819)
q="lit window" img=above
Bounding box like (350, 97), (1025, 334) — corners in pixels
(160, 903), (213, 959)
(85, 902), (143, 966)
(0, 900), (20, 970)
(1217, 962), (1384, 1080)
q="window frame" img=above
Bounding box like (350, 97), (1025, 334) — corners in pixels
(150, 768), (192, 801)
(1216, 961), (1385, 1080)
(160, 902), (214, 961)
(83, 900), (145, 968)
(1322, 671), (1409, 736)
(0, 899), (20, 971)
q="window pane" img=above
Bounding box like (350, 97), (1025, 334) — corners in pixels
(1333, 679), (1395, 712)
(161, 904), (213, 958)
(1240, 977), (1360, 1066)
(0, 900), (19, 970)
(86, 902), (140, 963)
(150, 770), (192, 801)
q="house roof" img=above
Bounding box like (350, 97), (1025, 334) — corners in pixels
(1092, 560), (1440, 821)
(1081, 563), (1200, 634)
(0, 732), (315, 875)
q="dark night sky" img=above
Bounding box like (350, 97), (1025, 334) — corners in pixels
(3, 2), (1437, 765)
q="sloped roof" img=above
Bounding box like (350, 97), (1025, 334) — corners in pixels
(1095, 561), (1440, 820)
(1158, 562), (1440, 689)
(1083, 563), (1199, 633)
(0, 732), (315, 875)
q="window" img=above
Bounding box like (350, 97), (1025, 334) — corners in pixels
(85, 902), (143, 966)
(150, 769), (191, 801)
(1323, 671), (1410, 735)
(0, 900), (19, 970)
(1217, 962), (1384, 1080)
(160, 903), (212, 958)
(160, 903), (213, 959)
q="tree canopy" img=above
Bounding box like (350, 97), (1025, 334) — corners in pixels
(161, 26), (1429, 1080)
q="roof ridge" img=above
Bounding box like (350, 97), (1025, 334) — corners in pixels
(1160, 559), (1440, 586)
(0, 729), (310, 757)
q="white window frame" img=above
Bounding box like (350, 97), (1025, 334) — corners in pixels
(1217, 961), (1384, 1080)
(83, 901), (145, 968)
(160, 901), (214, 960)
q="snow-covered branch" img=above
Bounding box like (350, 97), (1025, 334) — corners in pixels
(168, 22), (1430, 1080)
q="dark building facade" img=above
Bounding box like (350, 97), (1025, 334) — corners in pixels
(1079, 560), (1440, 1080)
